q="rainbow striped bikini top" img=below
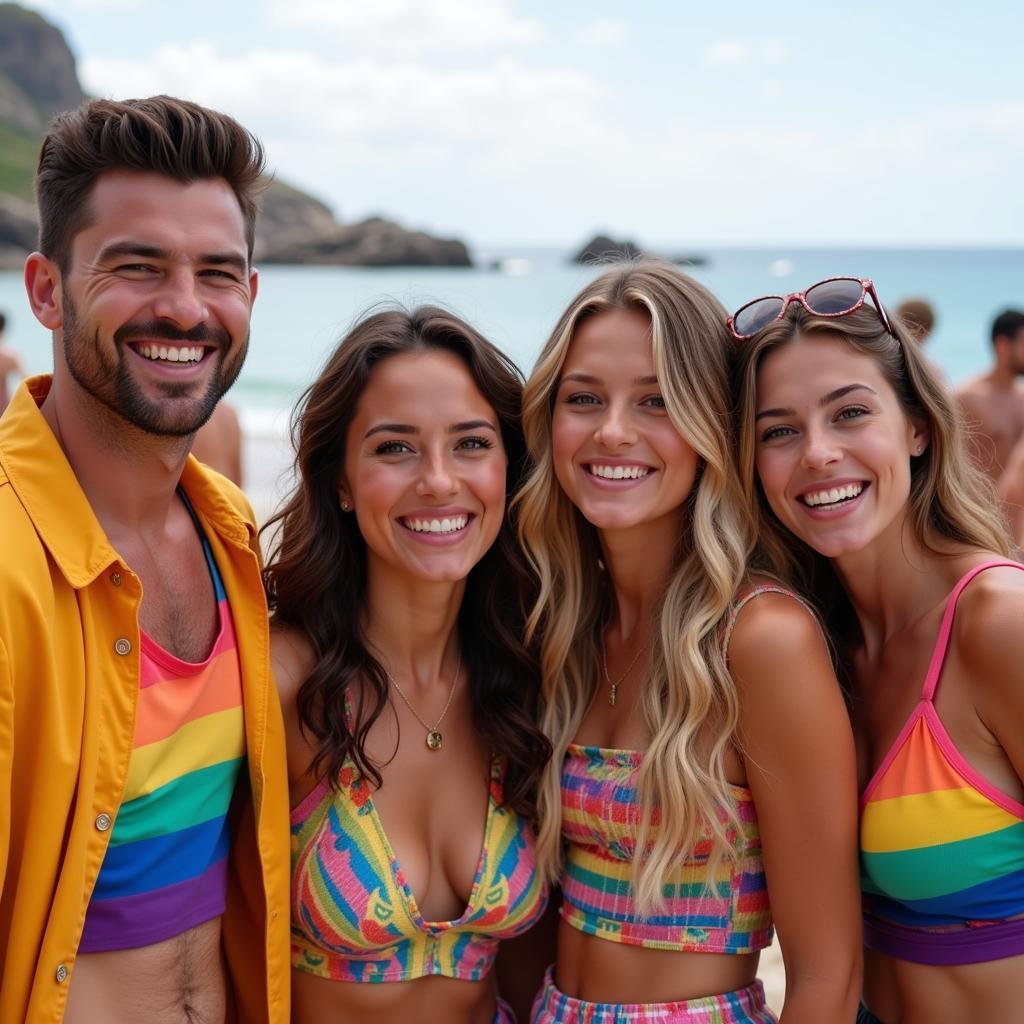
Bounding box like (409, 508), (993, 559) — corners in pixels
(558, 586), (792, 955)
(290, 755), (548, 983)
(81, 491), (245, 953)
(860, 560), (1024, 965)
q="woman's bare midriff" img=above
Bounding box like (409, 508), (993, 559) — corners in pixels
(554, 919), (760, 1004)
(292, 967), (498, 1024)
(864, 947), (1024, 1024)
(64, 918), (226, 1024)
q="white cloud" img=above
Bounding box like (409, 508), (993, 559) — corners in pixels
(79, 42), (610, 180)
(574, 19), (626, 47)
(705, 40), (748, 65)
(265, 0), (544, 55)
(75, 39), (1024, 245)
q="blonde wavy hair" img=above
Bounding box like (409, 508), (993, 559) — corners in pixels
(516, 261), (754, 912)
(733, 302), (1012, 666)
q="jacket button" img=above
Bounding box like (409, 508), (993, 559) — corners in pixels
(95, 813), (112, 832)
(56, 964), (68, 983)
(114, 638), (132, 656)
(110, 571), (123, 586)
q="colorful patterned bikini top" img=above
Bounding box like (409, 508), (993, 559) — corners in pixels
(559, 586), (790, 954)
(860, 560), (1024, 965)
(290, 755), (548, 982)
(81, 490), (245, 952)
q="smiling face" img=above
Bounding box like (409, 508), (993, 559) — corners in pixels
(54, 169), (256, 436)
(341, 348), (508, 587)
(753, 332), (926, 560)
(551, 306), (700, 536)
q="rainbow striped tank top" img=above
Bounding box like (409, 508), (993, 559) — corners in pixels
(80, 493), (245, 952)
(860, 561), (1024, 965)
(291, 756), (548, 982)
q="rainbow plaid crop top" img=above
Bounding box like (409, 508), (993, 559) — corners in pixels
(80, 493), (245, 952)
(560, 744), (772, 953)
(290, 756), (548, 982)
(860, 560), (1024, 965)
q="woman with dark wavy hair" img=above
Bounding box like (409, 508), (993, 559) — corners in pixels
(265, 306), (551, 1024)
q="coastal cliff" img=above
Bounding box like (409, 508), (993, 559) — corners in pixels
(0, 3), (471, 268)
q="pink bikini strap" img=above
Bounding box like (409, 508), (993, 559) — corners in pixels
(921, 560), (1023, 701)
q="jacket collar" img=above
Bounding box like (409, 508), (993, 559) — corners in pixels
(0, 375), (253, 588)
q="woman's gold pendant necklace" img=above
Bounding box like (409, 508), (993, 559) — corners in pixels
(387, 653), (462, 751)
(601, 641), (646, 707)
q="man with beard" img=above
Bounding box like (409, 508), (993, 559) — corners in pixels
(956, 309), (1024, 482)
(0, 97), (288, 1024)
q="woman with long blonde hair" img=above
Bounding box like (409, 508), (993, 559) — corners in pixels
(517, 262), (861, 1023)
(732, 278), (1024, 1024)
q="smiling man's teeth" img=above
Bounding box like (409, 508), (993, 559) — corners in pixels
(404, 515), (469, 534)
(803, 483), (864, 507)
(589, 464), (650, 480)
(137, 344), (204, 364)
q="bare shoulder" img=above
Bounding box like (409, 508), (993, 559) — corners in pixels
(728, 584), (828, 670)
(953, 563), (1024, 695)
(270, 624), (316, 707)
(270, 624), (321, 787)
(955, 375), (988, 400)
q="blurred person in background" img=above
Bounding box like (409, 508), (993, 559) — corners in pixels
(895, 299), (935, 346)
(956, 309), (1024, 482)
(0, 311), (26, 410)
(193, 399), (244, 486)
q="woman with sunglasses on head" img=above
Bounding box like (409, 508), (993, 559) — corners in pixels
(731, 278), (1024, 1024)
(517, 261), (861, 1024)
(265, 307), (551, 1024)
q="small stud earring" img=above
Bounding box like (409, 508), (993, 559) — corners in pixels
(340, 499), (352, 511)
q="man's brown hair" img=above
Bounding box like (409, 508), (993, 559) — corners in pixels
(36, 95), (266, 269)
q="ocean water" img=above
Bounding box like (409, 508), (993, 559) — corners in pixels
(3, 246), (1022, 443)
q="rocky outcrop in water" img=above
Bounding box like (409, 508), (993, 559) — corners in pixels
(572, 234), (644, 264)
(258, 213), (471, 267)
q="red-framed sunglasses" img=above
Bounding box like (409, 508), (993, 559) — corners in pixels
(727, 276), (896, 341)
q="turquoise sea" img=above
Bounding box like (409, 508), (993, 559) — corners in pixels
(2, 247), (1022, 518)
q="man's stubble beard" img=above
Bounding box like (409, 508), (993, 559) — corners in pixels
(61, 291), (247, 437)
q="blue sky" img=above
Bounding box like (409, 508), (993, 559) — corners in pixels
(23, 0), (1024, 248)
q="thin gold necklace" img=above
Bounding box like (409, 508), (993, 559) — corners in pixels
(601, 639), (646, 707)
(386, 653), (462, 751)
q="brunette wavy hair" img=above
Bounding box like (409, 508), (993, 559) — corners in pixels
(263, 306), (550, 819)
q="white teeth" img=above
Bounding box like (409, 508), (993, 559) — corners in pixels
(803, 483), (863, 507)
(589, 464), (650, 480)
(136, 344), (204, 364)
(404, 515), (469, 534)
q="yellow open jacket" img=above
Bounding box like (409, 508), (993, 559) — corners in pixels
(0, 377), (290, 1023)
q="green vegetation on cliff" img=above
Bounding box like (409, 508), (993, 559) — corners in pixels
(0, 119), (37, 200)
